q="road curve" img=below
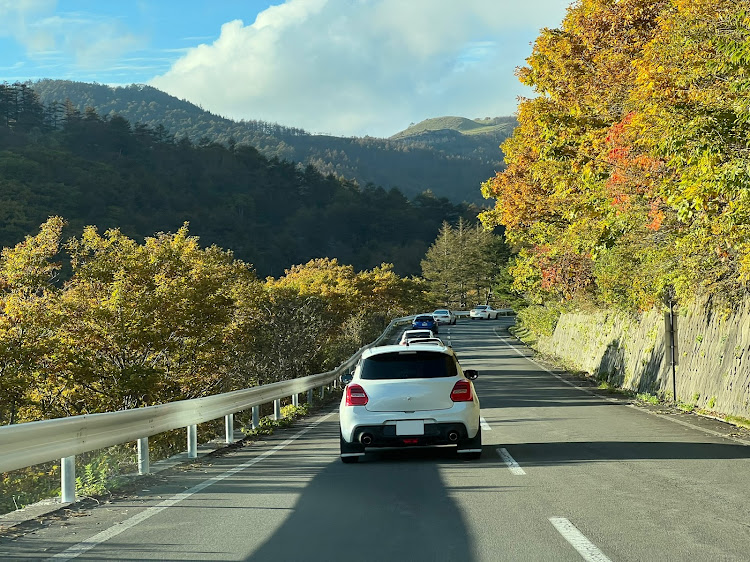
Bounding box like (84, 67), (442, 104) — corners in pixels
(1, 319), (749, 561)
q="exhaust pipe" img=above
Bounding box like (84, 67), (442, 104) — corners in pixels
(360, 433), (373, 445)
(448, 431), (459, 442)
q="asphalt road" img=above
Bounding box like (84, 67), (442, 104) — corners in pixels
(2, 319), (749, 561)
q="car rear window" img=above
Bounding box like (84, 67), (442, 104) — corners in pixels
(360, 351), (457, 380)
(415, 315), (434, 321)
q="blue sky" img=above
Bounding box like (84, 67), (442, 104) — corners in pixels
(0, 1), (572, 137)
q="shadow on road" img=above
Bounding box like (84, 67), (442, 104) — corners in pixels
(508, 440), (750, 466)
(246, 420), (479, 562)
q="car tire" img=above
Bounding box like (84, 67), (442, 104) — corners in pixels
(340, 429), (364, 461)
(457, 426), (482, 460)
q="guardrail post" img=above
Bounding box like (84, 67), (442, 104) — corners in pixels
(292, 393), (299, 407)
(274, 399), (281, 420)
(320, 385), (325, 399)
(307, 388), (313, 404)
(187, 424), (198, 458)
(137, 437), (150, 475)
(225, 414), (234, 444)
(252, 405), (259, 429)
(61, 456), (76, 503)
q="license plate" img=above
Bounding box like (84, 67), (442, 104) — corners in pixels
(396, 420), (424, 436)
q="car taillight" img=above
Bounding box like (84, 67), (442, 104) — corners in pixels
(346, 384), (369, 406)
(450, 380), (473, 402)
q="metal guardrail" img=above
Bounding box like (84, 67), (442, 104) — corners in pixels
(0, 315), (414, 503)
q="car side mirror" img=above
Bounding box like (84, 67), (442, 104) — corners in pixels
(464, 369), (478, 380)
(340, 373), (353, 385)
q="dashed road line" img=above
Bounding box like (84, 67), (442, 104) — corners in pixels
(497, 447), (525, 475)
(480, 417), (492, 430)
(549, 517), (612, 562)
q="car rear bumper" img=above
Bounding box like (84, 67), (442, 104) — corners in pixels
(348, 422), (472, 448)
(340, 402), (481, 444)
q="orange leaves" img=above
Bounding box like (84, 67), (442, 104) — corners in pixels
(647, 199), (666, 231)
(603, 113), (666, 230)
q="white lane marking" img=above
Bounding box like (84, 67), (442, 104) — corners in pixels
(480, 417), (492, 430)
(497, 331), (750, 446)
(549, 517), (612, 562)
(499, 334), (618, 403)
(48, 413), (334, 561)
(497, 447), (525, 475)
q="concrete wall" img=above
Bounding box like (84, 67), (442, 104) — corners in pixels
(533, 301), (750, 418)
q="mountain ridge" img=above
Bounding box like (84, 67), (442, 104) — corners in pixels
(29, 80), (513, 204)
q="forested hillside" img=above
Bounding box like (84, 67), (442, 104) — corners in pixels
(481, 0), (750, 311)
(29, 80), (512, 204)
(0, 82), (479, 277)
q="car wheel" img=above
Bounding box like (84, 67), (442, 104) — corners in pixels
(457, 426), (482, 460)
(340, 429), (364, 459)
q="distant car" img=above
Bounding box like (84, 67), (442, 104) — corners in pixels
(432, 309), (456, 325)
(338, 343), (481, 463)
(405, 337), (445, 346)
(412, 314), (439, 333)
(469, 305), (499, 320)
(399, 329), (434, 345)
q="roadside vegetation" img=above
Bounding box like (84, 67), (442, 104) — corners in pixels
(481, 0), (750, 320)
(0, 218), (429, 513)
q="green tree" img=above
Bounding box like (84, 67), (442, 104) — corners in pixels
(421, 219), (507, 308)
(0, 217), (64, 424)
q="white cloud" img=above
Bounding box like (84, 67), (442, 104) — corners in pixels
(0, 0), (57, 51)
(0, 2), (144, 71)
(150, 0), (571, 137)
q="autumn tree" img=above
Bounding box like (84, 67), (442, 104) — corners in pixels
(477, 0), (747, 310)
(41, 224), (258, 415)
(0, 217), (64, 424)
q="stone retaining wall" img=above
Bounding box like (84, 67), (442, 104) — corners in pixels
(533, 301), (750, 418)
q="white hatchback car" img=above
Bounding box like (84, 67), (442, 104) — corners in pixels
(339, 344), (482, 463)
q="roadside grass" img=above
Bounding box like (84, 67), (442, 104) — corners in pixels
(508, 324), (537, 347)
(720, 415), (750, 429)
(539, 356), (750, 431)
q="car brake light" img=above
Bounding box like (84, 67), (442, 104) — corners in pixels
(346, 384), (369, 406)
(450, 380), (473, 402)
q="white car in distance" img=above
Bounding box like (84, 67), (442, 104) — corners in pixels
(399, 329), (434, 345)
(405, 337), (444, 346)
(338, 343), (482, 463)
(432, 309), (456, 325)
(469, 305), (500, 320)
